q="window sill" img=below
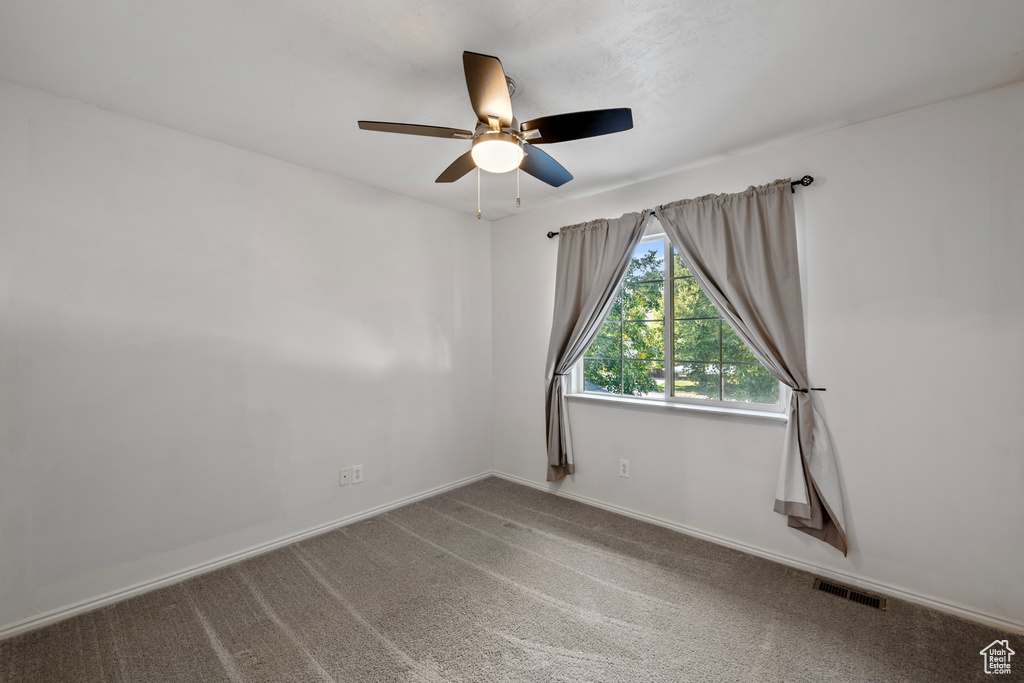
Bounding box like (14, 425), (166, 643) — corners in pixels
(566, 392), (789, 423)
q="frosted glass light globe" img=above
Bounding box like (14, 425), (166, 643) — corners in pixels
(471, 136), (524, 174)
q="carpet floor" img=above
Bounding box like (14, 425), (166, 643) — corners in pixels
(1, 477), (1016, 682)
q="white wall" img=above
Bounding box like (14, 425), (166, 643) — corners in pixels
(0, 81), (493, 632)
(491, 82), (1024, 629)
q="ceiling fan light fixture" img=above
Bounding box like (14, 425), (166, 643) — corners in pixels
(471, 131), (523, 174)
(359, 52), (633, 193)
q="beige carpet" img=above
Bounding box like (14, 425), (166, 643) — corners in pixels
(1, 477), (1017, 682)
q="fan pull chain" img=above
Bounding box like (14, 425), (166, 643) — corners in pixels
(516, 166), (520, 208)
(476, 167), (481, 219)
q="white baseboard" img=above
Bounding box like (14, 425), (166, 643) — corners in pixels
(0, 471), (493, 640)
(491, 471), (1024, 635)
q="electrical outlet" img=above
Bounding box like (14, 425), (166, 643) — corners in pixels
(352, 464), (363, 484)
(619, 459), (630, 478)
(339, 467), (352, 486)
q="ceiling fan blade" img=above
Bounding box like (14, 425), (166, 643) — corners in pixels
(435, 151), (477, 183)
(520, 108), (633, 144)
(463, 51), (513, 129)
(520, 144), (573, 187)
(358, 121), (473, 139)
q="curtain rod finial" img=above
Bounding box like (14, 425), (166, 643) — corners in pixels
(791, 175), (814, 192)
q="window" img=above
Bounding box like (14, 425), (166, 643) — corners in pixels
(580, 229), (781, 408)
(582, 237), (666, 398)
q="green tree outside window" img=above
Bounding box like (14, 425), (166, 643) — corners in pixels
(583, 239), (778, 405)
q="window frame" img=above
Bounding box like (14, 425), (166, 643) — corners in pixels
(572, 220), (788, 414)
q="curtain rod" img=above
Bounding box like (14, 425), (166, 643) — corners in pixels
(546, 175), (814, 238)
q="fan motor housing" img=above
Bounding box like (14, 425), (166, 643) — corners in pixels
(473, 130), (520, 146)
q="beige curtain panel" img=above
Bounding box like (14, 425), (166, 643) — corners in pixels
(544, 211), (649, 482)
(656, 180), (848, 554)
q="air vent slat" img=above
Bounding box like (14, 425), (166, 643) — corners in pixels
(848, 591), (882, 609)
(812, 578), (886, 610)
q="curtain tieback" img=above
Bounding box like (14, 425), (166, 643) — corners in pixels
(795, 387), (826, 393)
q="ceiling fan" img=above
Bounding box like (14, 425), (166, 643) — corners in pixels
(358, 51), (633, 201)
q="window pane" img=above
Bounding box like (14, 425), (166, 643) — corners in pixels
(625, 240), (665, 283)
(623, 360), (666, 398)
(607, 294), (621, 321)
(583, 359), (622, 394)
(673, 277), (717, 319)
(674, 319), (720, 362)
(673, 362), (721, 400)
(671, 246), (691, 278)
(722, 322), (758, 364)
(723, 363), (779, 405)
(585, 321), (621, 359)
(622, 281), (663, 320)
(623, 320), (664, 359)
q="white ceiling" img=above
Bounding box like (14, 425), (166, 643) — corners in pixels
(2, 0), (1023, 220)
